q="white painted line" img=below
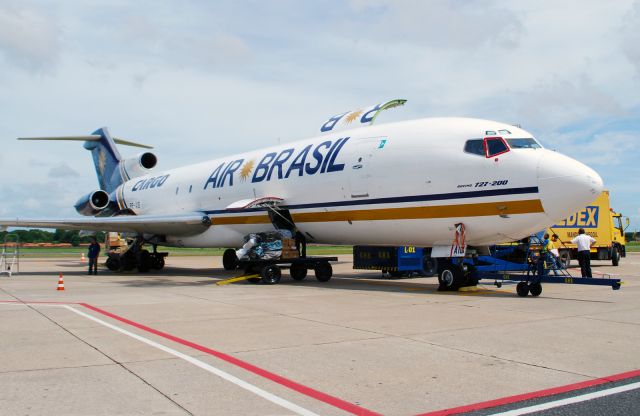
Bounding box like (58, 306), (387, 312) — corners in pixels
(489, 381), (640, 415)
(50, 304), (320, 416)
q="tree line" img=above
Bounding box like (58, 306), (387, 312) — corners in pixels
(0, 230), (106, 246)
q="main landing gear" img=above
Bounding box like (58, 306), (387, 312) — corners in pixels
(106, 238), (167, 273)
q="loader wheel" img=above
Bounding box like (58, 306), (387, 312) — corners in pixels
(612, 247), (620, 266)
(516, 281), (529, 297)
(437, 264), (464, 291)
(260, 265), (281, 284)
(529, 282), (542, 297)
(290, 263), (307, 281)
(223, 249), (238, 270)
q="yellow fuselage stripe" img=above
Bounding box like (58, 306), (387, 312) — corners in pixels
(212, 199), (544, 225)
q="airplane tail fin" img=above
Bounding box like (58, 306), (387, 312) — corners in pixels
(18, 127), (152, 193)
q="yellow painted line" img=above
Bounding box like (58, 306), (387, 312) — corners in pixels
(212, 199), (544, 225)
(216, 274), (260, 286)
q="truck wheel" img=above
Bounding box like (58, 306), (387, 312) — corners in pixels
(260, 265), (281, 284)
(559, 250), (571, 268)
(529, 282), (542, 297)
(106, 256), (120, 271)
(121, 252), (136, 271)
(437, 264), (464, 291)
(612, 247), (620, 266)
(315, 262), (333, 282)
(223, 249), (238, 270)
(516, 281), (529, 297)
(290, 263), (307, 281)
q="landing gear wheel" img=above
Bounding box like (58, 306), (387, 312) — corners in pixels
(437, 264), (464, 291)
(516, 281), (530, 297)
(106, 256), (120, 271)
(121, 252), (136, 271)
(151, 255), (165, 270)
(529, 282), (542, 297)
(559, 251), (571, 268)
(260, 265), (281, 284)
(137, 250), (151, 273)
(314, 262), (333, 282)
(612, 247), (620, 266)
(290, 263), (307, 281)
(223, 249), (238, 270)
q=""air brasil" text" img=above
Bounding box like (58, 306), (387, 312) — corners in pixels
(204, 137), (350, 189)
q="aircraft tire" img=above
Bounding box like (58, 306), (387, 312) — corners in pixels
(516, 281), (529, 297)
(315, 262), (333, 282)
(223, 249), (238, 270)
(137, 250), (151, 273)
(260, 265), (281, 284)
(121, 252), (136, 271)
(106, 256), (120, 271)
(422, 255), (438, 277)
(612, 247), (620, 266)
(529, 282), (542, 297)
(437, 264), (464, 291)
(151, 255), (165, 270)
(290, 263), (307, 281)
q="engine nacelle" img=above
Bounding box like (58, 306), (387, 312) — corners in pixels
(74, 190), (110, 216)
(122, 152), (157, 179)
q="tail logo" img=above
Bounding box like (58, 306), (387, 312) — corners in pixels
(97, 149), (107, 178)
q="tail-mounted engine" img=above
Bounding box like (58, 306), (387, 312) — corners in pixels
(74, 190), (111, 216)
(122, 152), (157, 179)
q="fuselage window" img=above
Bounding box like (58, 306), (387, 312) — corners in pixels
(485, 137), (509, 157)
(464, 139), (485, 156)
(505, 138), (542, 149)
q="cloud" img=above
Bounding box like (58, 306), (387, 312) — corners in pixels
(48, 163), (79, 178)
(621, 0), (640, 76)
(0, 4), (60, 73)
(347, 0), (523, 49)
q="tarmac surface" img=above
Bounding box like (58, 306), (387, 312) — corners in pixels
(1, 252), (639, 415)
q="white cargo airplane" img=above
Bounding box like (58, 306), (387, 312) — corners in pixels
(1, 100), (603, 285)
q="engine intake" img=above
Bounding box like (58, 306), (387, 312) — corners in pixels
(75, 190), (110, 216)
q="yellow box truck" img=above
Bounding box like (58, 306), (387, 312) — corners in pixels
(548, 191), (629, 267)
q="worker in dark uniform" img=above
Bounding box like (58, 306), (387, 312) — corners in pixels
(294, 229), (307, 258)
(87, 237), (101, 275)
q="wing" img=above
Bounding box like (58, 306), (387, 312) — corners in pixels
(0, 213), (211, 236)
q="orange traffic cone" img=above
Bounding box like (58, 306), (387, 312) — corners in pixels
(57, 273), (65, 291)
(81, 253), (86, 262)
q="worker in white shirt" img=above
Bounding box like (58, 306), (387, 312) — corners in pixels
(571, 228), (597, 277)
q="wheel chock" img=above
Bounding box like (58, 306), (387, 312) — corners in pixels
(216, 274), (260, 286)
(458, 285), (479, 292)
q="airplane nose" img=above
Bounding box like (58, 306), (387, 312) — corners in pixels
(537, 150), (603, 222)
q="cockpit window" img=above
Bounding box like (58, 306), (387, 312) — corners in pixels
(485, 137), (509, 157)
(464, 139), (485, 156)
(505, 138), (541, 149)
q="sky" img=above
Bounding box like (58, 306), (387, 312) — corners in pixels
(1, 0), (639, 231)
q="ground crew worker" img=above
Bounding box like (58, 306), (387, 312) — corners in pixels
(87, 237), (101, 275)
(537, 234), (551, 276)
(571, 228), (596, 277)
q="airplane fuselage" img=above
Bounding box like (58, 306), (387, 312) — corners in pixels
(114, 117), (603, 248)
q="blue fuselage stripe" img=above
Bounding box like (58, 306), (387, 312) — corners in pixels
(203, 186), (540, 215)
